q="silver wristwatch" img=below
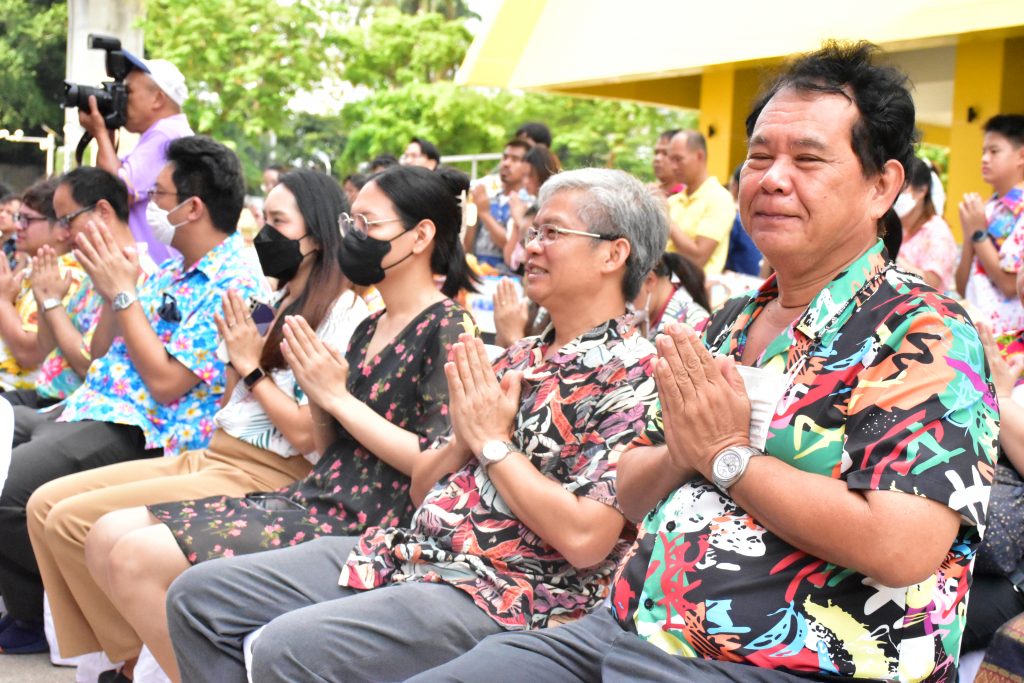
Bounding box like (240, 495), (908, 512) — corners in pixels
(480, 440), (515, 469)
(112, 291), (137, 312)
(41, 297), (62, 312)
(711, 445), (762, 493)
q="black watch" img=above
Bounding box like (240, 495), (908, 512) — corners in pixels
(242, 367), (267, 389)
(972, 229), (988, 243)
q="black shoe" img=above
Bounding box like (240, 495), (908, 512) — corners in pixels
(97, 667), (133, 683)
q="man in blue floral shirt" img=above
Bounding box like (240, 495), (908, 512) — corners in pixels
(0, 136), (265, 654)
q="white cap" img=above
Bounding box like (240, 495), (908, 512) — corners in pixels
(124, 52), (188, 107)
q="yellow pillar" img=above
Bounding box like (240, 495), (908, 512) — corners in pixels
(698, 66), (764, 185)
(946, 36), (1024, 240)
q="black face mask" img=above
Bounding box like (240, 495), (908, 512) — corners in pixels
(337, 227), (413, 286)
(254, 224), (307, 283)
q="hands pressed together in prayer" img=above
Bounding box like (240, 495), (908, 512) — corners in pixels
(281, 314), (350, 411)
(214, 290), (264, 376)
(31, 245), (71, 303)
(74, 219), (139, 302)
(654, 323), (752, 481)
(0, 253), (26, 304)
(445, 333), (521, 458)
(978, 323), (1024, 400)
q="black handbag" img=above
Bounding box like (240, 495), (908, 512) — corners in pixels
(977, 462), (1024, 582)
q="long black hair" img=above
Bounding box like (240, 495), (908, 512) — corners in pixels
(259, 169), (351, 371)
(655, 252), (710, 311)
(371, 165), (478, 297)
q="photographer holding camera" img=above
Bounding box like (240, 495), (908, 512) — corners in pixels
(78, 53), (192, 264)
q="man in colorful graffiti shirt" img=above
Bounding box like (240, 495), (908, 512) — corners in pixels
(412, 41), (998, 683)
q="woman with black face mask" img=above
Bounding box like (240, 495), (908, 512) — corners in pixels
(64, 165), (477, 680)
(26, 170), (370, 680)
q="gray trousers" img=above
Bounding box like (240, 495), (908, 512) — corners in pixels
(408, 607), (838, 683)
(166, 535), (504, 683)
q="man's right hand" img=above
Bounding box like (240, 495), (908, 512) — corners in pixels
(77, 96), (108, 139)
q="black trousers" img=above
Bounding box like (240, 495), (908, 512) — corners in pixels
(0, 389), (60, 409)
(963, 573), (1024, 652)
(0, 408), (161, 621)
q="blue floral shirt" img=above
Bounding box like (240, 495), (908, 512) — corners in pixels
(59, 232), (267, 455)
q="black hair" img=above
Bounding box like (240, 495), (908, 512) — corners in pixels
(265, 164), (289, 173)
(371, 165), (479, 297)
(515, 122), (552, 147)
(20, 178), (58, 220)
(659, 129), (681, 142)
(746, 40), (917, 181)
(343, 173), (369, 191)
(0, 183), (11, 198)
(368, 153), (399, 173)
(984, 114), (1024, 147)
(409, 137), (441, 164)
(505, 138), (533, 155)
(165, 136), (245, 234)
(59, 167), (130, 222)
(259, 169), (351, 372)
(882, 209), (902, 258)
(681, 130), (707, 155)
(731, 164), (743, 185)
(524, 146), (561, 188)
(654, 252), (710, 311)
(0, 194), (19, 205)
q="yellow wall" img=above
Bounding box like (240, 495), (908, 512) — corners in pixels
(946, 36), (1024, 239)
(698, 67), (764, 183)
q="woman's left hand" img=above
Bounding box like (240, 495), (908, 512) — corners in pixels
(214, 289), (265, 375)
(281, 314), (350, 411)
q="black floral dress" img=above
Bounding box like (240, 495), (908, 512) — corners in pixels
(148, 299), (474, 564)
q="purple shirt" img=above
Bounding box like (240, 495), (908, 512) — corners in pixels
(119, 113), (193, 263)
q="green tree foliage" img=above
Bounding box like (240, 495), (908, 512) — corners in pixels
(0, 0), (68, 134)
(140, 0), (345, 141)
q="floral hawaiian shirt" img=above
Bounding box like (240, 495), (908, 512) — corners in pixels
(898, 214), (958, 294)
(651, 285), (710, 338)
(37, 254), (159, 401)
(966, 181), (1024, 333)
(59, 232), (267, 456)
(339, 314), (658, 631)
(0, 252), (88, 392)
(610, 240), (998, 682)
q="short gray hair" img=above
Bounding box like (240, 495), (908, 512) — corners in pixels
(538, 168), (668, 300)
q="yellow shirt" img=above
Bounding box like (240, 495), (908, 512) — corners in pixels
(666, 176), (736, 275)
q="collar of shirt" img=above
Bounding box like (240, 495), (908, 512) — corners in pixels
(994, 181), (1024, 216)
(714, 239), (889, 363)
(529, 312), (635, 368)
(159, 231), (244, 285)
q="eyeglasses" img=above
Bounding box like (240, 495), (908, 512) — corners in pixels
(338, 212), (403, 237)
(524, 224), (621, 246)
(146, 187), (180, 202)
(55, 204), (96, 230)
(12, 213), (51, 227)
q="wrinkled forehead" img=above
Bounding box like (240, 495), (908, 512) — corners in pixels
(749, 86), (858, 147)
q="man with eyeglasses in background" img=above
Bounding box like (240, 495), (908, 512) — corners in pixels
(0, 179), (89, 398)
(465, 139), (535, 272)
(0, 136), (266, 656)
(78, 53), (193, 265)
(0, 167), (160, 414)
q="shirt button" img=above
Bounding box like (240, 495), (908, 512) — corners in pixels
(666, 521), (676, 531)
(644, 598), (655, 610)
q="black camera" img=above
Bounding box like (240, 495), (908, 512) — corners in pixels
(63, 34), (132, 130)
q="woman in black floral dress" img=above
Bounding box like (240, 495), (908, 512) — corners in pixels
(84, 165), (478, 679)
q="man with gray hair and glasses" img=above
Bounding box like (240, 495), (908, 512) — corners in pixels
(167, 168), (668, 682)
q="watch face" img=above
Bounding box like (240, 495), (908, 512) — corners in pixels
(714, 451), (743, 480)
(481, 440), (511, 463)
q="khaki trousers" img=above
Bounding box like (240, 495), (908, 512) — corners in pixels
(26, 430), (312, 661)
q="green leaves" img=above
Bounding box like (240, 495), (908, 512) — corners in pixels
(0, 0), (68, 134)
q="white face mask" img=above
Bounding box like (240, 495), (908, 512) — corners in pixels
(146, 197), (191, 245)
(893, 191), (917, 219)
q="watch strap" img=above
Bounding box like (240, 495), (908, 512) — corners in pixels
(243, 367), (267, 389)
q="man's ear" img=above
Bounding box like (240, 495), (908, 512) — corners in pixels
(870, 159), (905, 221)
(600, 237), (631, 276)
